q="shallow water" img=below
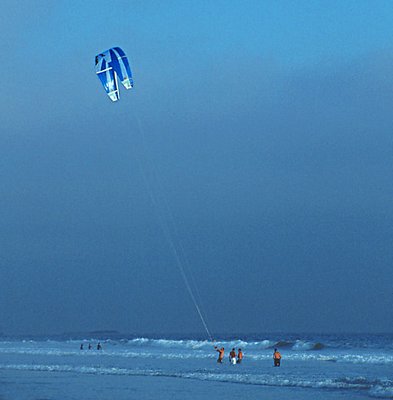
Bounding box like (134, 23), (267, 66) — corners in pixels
(0, 334), (391, 399)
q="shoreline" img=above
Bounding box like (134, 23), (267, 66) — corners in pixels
(0, 369), (369, 400)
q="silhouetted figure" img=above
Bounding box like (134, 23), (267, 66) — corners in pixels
(80, 343), (84, 350)
(97, 342), (102, 350)
(88, 343), (92, 350)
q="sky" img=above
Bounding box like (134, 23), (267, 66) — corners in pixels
(0, 0), (392, 336)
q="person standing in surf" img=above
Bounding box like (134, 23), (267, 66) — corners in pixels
(273, 348), (281, 366)
(229, 348), (237, 364)
(214, 346), (225, 363)
(237, 348), (243, 363)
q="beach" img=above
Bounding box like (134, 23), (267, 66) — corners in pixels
(0, 369), (369, 400)
(0, 334), (391, 399)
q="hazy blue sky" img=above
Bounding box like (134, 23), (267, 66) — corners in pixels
(1, 0), (392, 336)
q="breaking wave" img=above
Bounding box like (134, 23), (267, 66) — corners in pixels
(77, 338), (325, 351)
(0, 345), (392, 366)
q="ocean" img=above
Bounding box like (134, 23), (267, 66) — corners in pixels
(0, 333), (392, 399)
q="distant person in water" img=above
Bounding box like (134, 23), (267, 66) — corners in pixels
(237, 348), (243, 364)
(273, 348), (281, 366)
(229, 348), (237, 364)
(88, 343), (92, 350)
(80, 343), (84, 350)
(214, 346), (225, 363)
(97, 342), (102, 350)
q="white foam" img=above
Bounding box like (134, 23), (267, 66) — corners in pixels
(369, 385), (393, 398)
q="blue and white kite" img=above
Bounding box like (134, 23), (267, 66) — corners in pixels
(95, 47), (133, 101)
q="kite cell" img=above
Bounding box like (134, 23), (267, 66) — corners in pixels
(95, 47), (133, 101)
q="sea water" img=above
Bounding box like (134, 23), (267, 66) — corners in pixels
(0, 333), (392, 399)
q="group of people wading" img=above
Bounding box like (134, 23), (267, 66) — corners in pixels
(214, 346), (242, 364)
(214, 346), (282, 366)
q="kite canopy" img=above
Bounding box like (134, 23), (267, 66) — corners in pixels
(95, 47), (133, 101)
